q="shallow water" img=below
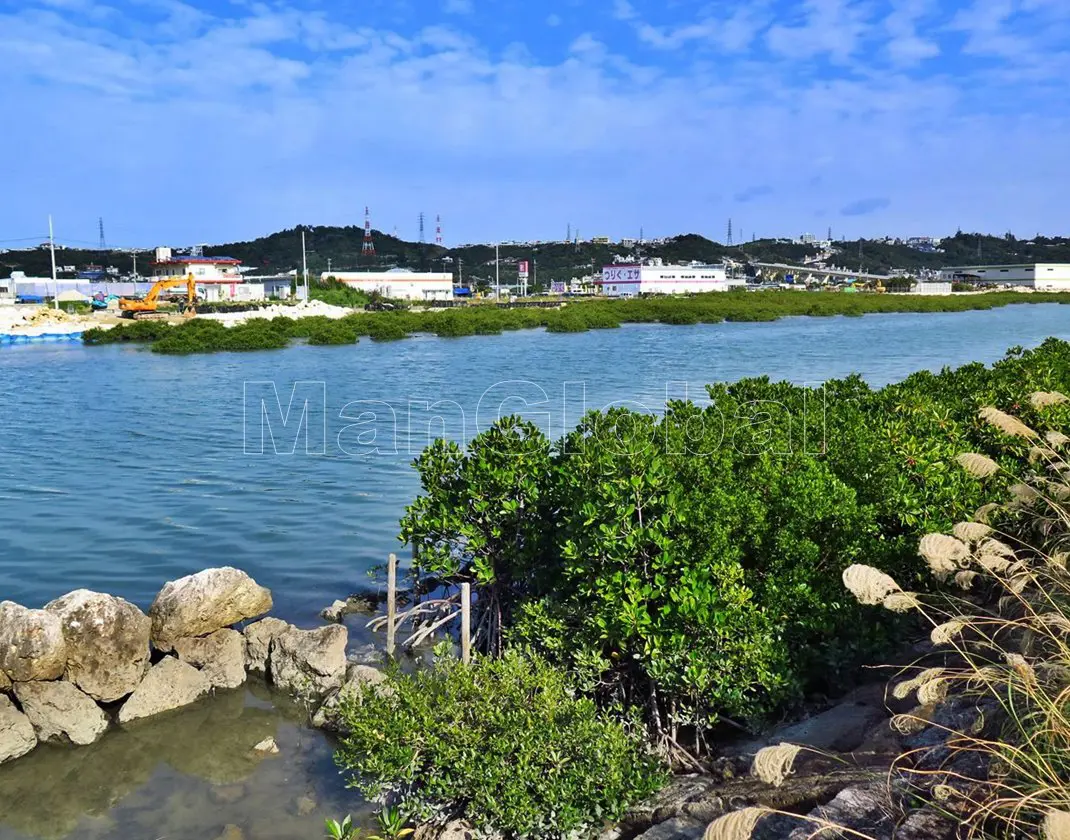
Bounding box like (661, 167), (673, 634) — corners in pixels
(0, 681), (367, 840)
(1, 304), (1069, 838)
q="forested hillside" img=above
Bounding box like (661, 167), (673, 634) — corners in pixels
(4, 227), (1070, 287)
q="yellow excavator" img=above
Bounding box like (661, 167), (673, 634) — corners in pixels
(119, 274), (198, 319)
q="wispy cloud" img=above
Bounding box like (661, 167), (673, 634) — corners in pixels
(842, 198), (891, 217)
(0, 0), (1067, 245)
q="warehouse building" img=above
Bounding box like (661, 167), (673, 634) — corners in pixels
(598, 263), (731, 297)
(939, 263), (1070, 291)
(325, 269), (454, 302)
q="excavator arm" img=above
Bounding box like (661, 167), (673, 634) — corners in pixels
(119, 274), (198, 317)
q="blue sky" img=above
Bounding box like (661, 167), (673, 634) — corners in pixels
(1, 0), (1068, 249)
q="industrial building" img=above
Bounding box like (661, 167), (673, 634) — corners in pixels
(598, 263), (732, 297)
(325, 269), (454, 302)
(939, 263), (1070, 291)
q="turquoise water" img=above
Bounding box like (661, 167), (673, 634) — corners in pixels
(1, 305), (1069, 623)
(1, 304), (1069, 839)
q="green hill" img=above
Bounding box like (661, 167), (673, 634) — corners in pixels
(3, 227), (1069, 288)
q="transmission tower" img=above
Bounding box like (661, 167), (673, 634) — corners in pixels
(418, 212), (426, 244)
(566, 222), (571, 244)
(98, 218), (107, 250)
(727, 218), (733, 246)
(362, 207), (375, 257)
(435, 215), (443, 246)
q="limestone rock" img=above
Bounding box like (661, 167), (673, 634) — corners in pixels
(175, 629), (246, 690)
(13, 680), (109, 746)
(44, 590), (151, 703)
(118, 657), (210, 725)
(0, 601), (67, 682)
(296, 793), (317, 816)
(243, 617), (292, 673)
(320, 600), (348, 623)
(150, 568), (272, 651)
(0, 668), (11, 693)
(269, 624), (347, 699)
(768, 700), (888, 753)
(312, 664), (389, 731)
(633, 817), (705, 840)
(215, 826), (245, 840)
(252, 736), (278, 755)
(0, 694), (36, 764)
(786, 783), (892, 840)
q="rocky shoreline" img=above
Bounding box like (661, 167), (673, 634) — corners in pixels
(0, 567), (382, 767)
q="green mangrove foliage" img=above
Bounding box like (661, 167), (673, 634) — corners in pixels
(334, 652), (665, 840)
(82, 291), (1070, 354)
(400, 340), (1070, 744)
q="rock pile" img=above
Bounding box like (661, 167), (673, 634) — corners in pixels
(0, 566), (383, 767)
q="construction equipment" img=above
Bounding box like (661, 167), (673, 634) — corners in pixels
(119, 274), (198, 319)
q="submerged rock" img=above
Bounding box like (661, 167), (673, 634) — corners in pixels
(175, 629), (246, 690)
(118, 657), (210, 724)
(13, 680), (109, 746)
(0, 694), (36, 764)
(312, 664), (389, 732)
(252, 736), (279, 755)
(269, 624), (347, 700)
(243, 617), (292, 673)
(150, 568), (273, 651)
(44, 589), (151, 703)
(0, 601), (67, 682)
(320, 600), (348, 623)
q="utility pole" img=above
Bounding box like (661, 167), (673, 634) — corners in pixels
(48, 215), (58, 309)
(301, 228), (309, 300)
(327, 257), (332, 275)
(533, 258), (537, 296)
(495, 243), (500, 299)
(132, 252), (137, 280)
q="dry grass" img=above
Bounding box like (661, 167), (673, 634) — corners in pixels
(840, 413), (1070, 839)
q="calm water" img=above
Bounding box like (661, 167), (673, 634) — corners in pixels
(0, 304), (1069, 839)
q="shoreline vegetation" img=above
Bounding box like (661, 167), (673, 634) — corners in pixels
(81, 290), (1070, 355)
(331, 338), (1070, 840)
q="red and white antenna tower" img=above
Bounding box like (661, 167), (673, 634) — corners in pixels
(435, 214), (443, 246)
(362, 206), (375, 257)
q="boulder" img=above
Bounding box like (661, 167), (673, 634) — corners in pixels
(0, 694), (36, 764)
(13, 680), (109, 746)
(150, 568), (272, 651)
(175, 629), (246, 690)
(0, 668), (10, 693)
(253, 736), (279, 755)
(243, 617), (292, 673)
(269, 624), (347, 699)
(118, 657), (210, 725)
(0, 601), (67, 682)
(767, 699), (888, 753)
(312, 664), (389, 731)
(44, 590), (151, 703)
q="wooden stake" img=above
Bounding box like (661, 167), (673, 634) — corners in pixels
(386, 553), (397, 657)
(460, 582), (471, 664)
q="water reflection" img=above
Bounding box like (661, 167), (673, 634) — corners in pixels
(0, 682), (369, 840)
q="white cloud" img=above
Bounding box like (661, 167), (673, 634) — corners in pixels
(1, 0), (1068, 243)
(546, 13), (562, 27)
(443, 0), (473, 15)
(766, 0), (871, 63)
(612, 0), (637, 22)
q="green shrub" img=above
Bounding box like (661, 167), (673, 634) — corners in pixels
(335, 652), (666, 839)
(83, 320), (174, 344)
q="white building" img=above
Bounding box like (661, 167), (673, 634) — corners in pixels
(598, 263), (730, 297)
(152, 255), (243, 282)
(939, 263), (1070, 291)
(326, 269), (454, 302)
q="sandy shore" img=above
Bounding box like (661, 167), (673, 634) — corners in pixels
(198, 300), (354, 326)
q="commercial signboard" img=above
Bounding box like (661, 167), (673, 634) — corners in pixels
(518, 260), (530, 281)
(601, 266), (641, 284)
(550, 281), (566, 294)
